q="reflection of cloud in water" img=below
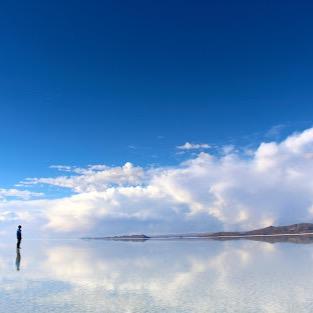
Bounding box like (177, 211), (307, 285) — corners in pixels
(1, 240), (313, 312)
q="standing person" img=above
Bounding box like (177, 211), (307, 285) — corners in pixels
(16, 225), (22, 249)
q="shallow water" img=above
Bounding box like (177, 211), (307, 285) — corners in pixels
(1, 238), (313, 313)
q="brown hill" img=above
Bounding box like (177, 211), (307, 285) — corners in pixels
(211, 223), (313, 237)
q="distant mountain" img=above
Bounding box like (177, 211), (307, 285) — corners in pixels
(211, 223), (313, 237)
(82, 223), (313, 242)
(82, 234), (150, 241)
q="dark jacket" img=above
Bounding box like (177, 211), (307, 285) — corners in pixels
(17, 229), (22, 240)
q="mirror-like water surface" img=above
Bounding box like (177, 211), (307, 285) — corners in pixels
(1, 239), (313, 313)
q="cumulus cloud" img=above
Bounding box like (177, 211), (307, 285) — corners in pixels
(22, 162), (145, 193)
(0, 188), (42, 200)
(177, 142), (210, 150)
(2, 127), (313, 235)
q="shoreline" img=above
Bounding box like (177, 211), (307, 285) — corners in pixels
(82, 232), (313, 241)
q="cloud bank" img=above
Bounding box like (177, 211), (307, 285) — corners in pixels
(2, 127), (313, 236)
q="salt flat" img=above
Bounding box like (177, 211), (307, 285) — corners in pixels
(1, 239), (313, 313)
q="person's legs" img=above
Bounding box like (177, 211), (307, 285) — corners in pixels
(17, 239), (21, 249)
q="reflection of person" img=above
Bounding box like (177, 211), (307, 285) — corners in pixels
(16, 225), (22, 249)
(16, 248), (21, 271)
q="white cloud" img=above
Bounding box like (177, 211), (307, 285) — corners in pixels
(221, 144), (236, 155)
(2, 127), (313, 235)
(22, 162), (145, 193)
(177, 142), (210, 150)
(50, 165), (73, 172)
(0, 188), (42, 200)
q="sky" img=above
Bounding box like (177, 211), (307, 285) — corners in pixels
(0, 0), (313, 237)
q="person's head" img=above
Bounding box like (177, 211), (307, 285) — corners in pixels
(18, 225), (22, 229)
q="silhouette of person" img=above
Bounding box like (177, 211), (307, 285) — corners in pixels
(16, 248), (21, 271)
(16, 225), (22, 249)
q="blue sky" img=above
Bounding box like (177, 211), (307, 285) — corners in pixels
(0, 1), (313, 236)
(1, 0), (313, 182)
